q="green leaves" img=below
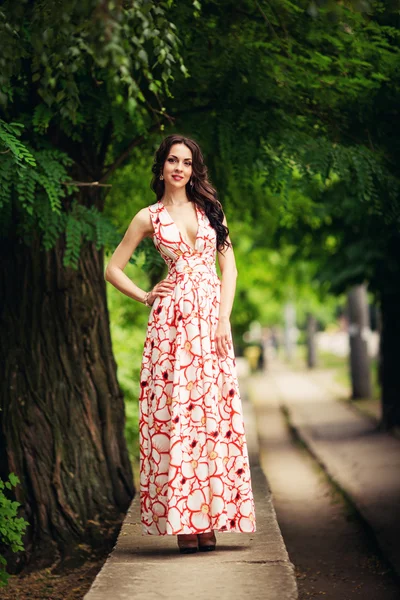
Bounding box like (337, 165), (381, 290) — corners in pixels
(0, 121), (36, 168)
(0, 0), (187, 126)
(64, 200), (122, 268)
(65, 215), (82, 269)
(0, 473), (29, 587)
(32, 104), (53, 134)
(264, 126), (399, 294)
(0, 0), (194, 273)
(0, 121), (72, 216)
(0, 120), (125, 268)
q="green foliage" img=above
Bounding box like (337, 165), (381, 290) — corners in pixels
(234, 227), (340, 332)
(0, 0), (190, 270)
(0, 121), (36, 168)
(63, 201), (125, 268)
(3, 0), (399, 276)
(0, 120), (72, 226)
(261, 128), (399, 295)
(0, 121), (127, 266)
(268, 131), (399, 217)
(0, 0), (187, 127)
(0, 120), (167, 270)
(0, 473), (29, 587)
(166, 0), (400, 224)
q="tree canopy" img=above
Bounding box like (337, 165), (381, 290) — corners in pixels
(0, 0), (188, 267)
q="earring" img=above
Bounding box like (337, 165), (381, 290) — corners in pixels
(190, 178), (194, 188)
(160, 174), (164, 180)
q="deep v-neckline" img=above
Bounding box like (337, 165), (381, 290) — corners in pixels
(159, 201), (201, 252)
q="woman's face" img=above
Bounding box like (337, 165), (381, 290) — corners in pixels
(162, 143), (193, 189)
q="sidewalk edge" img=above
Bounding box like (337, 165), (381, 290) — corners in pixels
(281, 401), (400, 579)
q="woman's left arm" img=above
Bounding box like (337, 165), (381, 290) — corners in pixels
(216, 213), (238, 358)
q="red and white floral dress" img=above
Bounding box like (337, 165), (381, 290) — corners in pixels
(138, 199), (256, 535)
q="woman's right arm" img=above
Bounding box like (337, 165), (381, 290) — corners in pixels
(105, 207), (175, 305)
(104, 208), (153, 304)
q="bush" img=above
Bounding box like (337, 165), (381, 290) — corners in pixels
(0, 473), (29, 587)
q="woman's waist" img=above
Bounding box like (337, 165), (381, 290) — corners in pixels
(167, 258), (219, 279)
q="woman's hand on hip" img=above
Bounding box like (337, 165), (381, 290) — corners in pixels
(148, 278), (175, 305)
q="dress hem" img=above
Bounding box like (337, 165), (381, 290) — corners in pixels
(140, 526), (257, 536)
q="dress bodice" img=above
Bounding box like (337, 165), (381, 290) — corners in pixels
(148, 200), (220, 283)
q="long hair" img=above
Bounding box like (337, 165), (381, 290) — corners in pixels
(150, 134), (231, 253)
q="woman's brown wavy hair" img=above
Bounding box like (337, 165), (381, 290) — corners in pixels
(150, 134), (231, 253)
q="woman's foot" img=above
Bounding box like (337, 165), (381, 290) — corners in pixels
(197, 530), (216, 551)
(177, 533), (199, 554)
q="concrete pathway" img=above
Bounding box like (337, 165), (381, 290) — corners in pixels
(247, 363), (400, 578)
(84, 381), (298, 600)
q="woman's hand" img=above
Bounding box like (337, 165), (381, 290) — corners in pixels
(215, 316), (232, 358)
(148, 278), (175, 305)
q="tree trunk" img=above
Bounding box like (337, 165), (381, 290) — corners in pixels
(284, 302), (296, 362)
(0, 231), (134, 570)
(380, 290), (400, 430)
(347, 284), (372, 399)
(306, 313), (317, 369)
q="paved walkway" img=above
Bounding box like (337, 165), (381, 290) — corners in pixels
(247, 362), (400, 578)
(84, 380), (298, 600)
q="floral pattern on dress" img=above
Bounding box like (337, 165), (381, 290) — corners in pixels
(138, 199), (256, 535)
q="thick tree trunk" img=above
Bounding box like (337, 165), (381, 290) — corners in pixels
(347, 284), (372, 400)
(306, 313), (317, 369)
(0, 231), (134, 570)
(380, 291), (400, 430)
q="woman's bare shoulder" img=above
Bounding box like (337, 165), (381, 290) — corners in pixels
(130, 203), (157, 237)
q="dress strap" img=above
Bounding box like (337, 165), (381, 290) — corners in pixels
(148, 201), (162, 238)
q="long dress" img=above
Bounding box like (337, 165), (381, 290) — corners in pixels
(138, 199), (257, 535)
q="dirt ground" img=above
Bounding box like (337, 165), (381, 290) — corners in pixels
(1, 461), (142, 600)
(1, 556), (108, 600)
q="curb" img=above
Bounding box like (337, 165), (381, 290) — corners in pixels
(281, 400), (400, 579)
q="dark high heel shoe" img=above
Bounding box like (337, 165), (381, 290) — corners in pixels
(177, 533), (199, 554)
(197, 530), (216, 551)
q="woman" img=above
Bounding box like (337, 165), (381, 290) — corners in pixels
(105, 134), (256, 554)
